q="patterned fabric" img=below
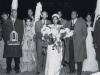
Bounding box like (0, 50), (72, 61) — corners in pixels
(20, 23), (36, 72)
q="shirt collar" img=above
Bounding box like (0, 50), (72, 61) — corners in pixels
(72, 18), (77, 24)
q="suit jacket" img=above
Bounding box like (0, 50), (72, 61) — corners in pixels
(2, 18), (24, 57)
(35, 20), (51, 39)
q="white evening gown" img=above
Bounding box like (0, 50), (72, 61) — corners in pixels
(45, 25), (63, 75)
(82, 27), (98, 72)
(45, 44), (63, 75)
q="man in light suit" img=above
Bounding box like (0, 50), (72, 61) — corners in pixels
(35, 11), (51, 74)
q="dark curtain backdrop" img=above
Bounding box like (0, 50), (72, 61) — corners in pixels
(0, 0), (96, 20)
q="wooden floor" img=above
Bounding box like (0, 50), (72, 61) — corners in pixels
(0, 66), (93, 75)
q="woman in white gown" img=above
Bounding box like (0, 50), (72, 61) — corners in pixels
(45, 14), (63, 75)
(41, 14), (72, 75)
(82, 14), (99, 72)
(20, 18), (36, 72)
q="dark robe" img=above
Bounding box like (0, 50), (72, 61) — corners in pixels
(35, 20), (51, 72)
(2, 18), (24, 58)
(68, 17), (87, 62)
(94, 17), (100, 70)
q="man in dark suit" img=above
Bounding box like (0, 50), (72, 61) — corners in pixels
(68, 11), (87, 75)
(2, 9), (24, 74)
(35, 11), (51, 74)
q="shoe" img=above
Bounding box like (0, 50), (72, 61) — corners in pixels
(69, 70), (76, 73)
(36, 72), (40, 74)
(6, 70), (11, 74)
(14, 67), (20, 73)
(77, 72), (81, 75)
(15, 70), (20, 73)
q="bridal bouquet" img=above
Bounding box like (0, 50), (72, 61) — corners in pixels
(41, 24), (73, 48)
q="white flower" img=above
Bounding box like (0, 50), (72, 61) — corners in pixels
(60, 28), (74, 38)
(60, 28), (70, 34)
(41, 25), (51, 36)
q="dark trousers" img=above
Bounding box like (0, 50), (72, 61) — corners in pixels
(77, 62), (83, 75)
(95, 47), (100, 71)
(69, 37), (75, 72)
(6, 57), (20, 71)
(98, 61), (100, 71)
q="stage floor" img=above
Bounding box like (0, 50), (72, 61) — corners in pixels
(0, 66), (93, 75)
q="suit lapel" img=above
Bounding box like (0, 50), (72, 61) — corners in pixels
(14, 19), (18, 29)
(74, 19), (79, 30)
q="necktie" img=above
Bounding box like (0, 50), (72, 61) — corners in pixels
(12, 18), (15, 26)
(71, 20), (75, 30)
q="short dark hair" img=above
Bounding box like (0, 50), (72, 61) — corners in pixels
(1, 12), (9, 16)
(41, 11), (48, 15)
(71, 10), (78, 14)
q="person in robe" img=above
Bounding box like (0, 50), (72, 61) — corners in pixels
(2, 0), (24, 73)
(68, 11), (87, 75)
(94, 14), (100, 71)
(93, 0), (100, 71)
(35, 11), (51, 74)
(94, 12), (100, 71)
(82, 14), (98, 72)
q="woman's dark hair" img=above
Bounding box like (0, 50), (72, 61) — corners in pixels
(25, 17), (32, 22)
(86, 13), (93, 27)
(52, 16), (60, 24)
(86, 13), (93, 20)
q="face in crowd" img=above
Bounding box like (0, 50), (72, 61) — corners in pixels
(53, 16), (59, 25)
(28, 9), (33, 17)
(58, 11), (62, 18)
(41, 11), (48, 20)
(71, 11), (78, 20)
(1, 13), (9, 21)
(86, 14), (92, 22)
(26, 18), (32, 26)
(11, 9), (17, 19)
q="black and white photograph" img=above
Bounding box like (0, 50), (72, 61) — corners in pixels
(0, 0), (100, 75)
